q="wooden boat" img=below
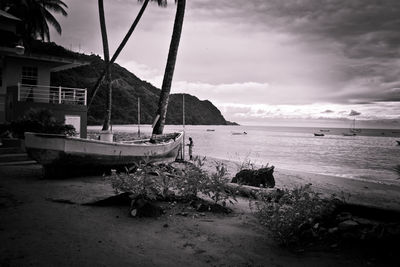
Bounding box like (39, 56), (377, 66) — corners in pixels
(314, 133), (324, 136)
(25, 131), (183, 174)
(343, 132), (356, 136)
(206, 129), (215, 132)
(397, 140), (400, 146)
(232, 131), (247, 135)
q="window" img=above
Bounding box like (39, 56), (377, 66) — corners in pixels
(21, 66), (38, 85)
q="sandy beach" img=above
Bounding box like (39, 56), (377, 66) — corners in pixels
(202, 157), (400, 211)
(0, 160), (399, 266)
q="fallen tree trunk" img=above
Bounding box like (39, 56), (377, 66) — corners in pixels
(224, 183), (279, 199)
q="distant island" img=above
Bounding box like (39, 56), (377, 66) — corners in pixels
(44, 42), (237, 126)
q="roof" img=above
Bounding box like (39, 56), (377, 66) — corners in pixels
(0, 10), (21, 21)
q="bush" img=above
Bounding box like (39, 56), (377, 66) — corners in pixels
(108, 161), (182, 200)
(10, 109), (76, 138)
(175, 156), (208, 199)
(201, 161), (237, 206)
(254, 184), (340, 247)
(108, 157), (237, 206)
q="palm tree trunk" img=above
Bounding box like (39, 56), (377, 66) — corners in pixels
(88, 0), (149, 108)
(152, 0), (186, 135)
(98, 0), (112, 131)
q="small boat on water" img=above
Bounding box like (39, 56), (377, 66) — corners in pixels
(343, 132), (356, 136)
(314, 133), (325, 136)
(25, 132), (183, 175)
(206, 129), (215, 132)
(396, 140), (400, 146)
(232, 131), (247, 135)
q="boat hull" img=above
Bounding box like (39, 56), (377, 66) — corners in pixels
(25, 132), (183, 169)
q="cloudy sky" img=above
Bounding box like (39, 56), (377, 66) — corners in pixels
(50, 0), (400, 127)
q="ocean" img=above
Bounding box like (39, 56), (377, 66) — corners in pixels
(89, 124), (400, 185)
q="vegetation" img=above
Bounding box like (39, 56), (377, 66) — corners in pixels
(2, 0), (68, 43)
(150, 0), (186, 135)
(253, 184), (340, 247)
(50, 49), (230, 125)
(108, 157), (236, 207)
(9, 109), (76, 138)
(97, 0), (112, 131)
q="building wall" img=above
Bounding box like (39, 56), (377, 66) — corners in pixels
(10, 100), (87, 138)
(0, 56), (65, 125)
(1, 57), (52, 102)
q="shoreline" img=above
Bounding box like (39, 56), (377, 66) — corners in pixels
(201, 156), (400, 211)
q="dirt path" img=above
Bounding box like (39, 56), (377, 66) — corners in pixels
(0, 164), (397, 266)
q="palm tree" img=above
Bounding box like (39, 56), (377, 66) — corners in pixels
(97, 0), (112, 131)
(3, 0), (68, 42)
(150, 0), (186, 135)
(88, 0), (150, 108)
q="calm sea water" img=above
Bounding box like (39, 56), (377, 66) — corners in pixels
(89, 125), (400, 185)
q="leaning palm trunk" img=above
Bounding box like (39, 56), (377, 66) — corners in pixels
(152, 0), (186, 135)
(98, 0), (112, 131)
(88, 0), (150, 108)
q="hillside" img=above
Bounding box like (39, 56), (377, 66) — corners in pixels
(47, 43), (235, 126)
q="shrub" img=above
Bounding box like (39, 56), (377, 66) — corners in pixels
(10, 108), (76, 138)
(254, 184), (340, 246)
(175, 156), (208, 199)
(108, 160), (182, 200)
(202, 161), (237, 206)
(108, 157), (237, 207)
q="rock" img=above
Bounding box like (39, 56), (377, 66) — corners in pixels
(231, 166), (275, 188)
(336, 212), (352, 223)
(338, 220), (359, 231)
(353, 217), (379, 226)
(196, 203), (210, 212)
(328, 227), (339, 234)
(130, 198), (164, 218)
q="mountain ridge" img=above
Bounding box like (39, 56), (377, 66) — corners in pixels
(45, 42), (237, 126)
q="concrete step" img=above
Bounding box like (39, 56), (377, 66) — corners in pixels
(0, 160), (37, 166)
(0, 147), (23, 154)
(0, 153), (32, 163)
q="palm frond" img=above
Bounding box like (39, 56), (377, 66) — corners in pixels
(44, 9), (62, 35)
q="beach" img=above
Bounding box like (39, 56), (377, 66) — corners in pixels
(203, 157), (400, 211)
(1, 160), (399, 266)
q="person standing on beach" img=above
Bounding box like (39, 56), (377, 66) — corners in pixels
(187, 137), (194, 160)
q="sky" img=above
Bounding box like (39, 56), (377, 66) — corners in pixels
(50, 0), (400, 128)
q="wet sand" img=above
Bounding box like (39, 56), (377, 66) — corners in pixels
(202, 156), (400, 211)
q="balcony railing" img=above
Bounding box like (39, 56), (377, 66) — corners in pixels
(17, 83), (87, 106)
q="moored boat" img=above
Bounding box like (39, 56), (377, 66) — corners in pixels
(232, 131), (247, 135)
(397, 140), (400, 146)
(25, 131), (183, 175)
(314, 133), (324, 136)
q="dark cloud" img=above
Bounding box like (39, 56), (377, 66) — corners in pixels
(191, 0), (400, 104)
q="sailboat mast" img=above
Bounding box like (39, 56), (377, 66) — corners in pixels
(138, 97), (141, 137)
(182, 94), (185, 160)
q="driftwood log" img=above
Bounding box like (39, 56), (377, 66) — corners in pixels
(224, 183), (280, 199)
